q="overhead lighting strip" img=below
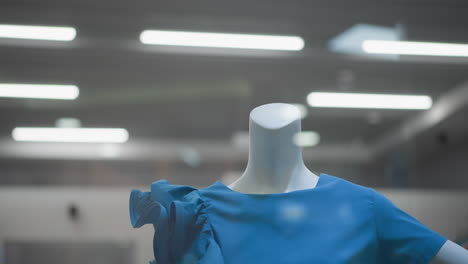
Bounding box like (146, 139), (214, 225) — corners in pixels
(0, 24), (76, 41)
(307, 92), (432, 110)
(0, 84), (79, 100)
(362, 40), (468, 57)
(12, 127), (129, 143)
(140, 30), (304, 51)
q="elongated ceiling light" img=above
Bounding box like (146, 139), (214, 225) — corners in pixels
(140, 30), (304, 51)
(12, 127), (129, 143)
(307, 92), (432, 110)
(0, 84), (79, 100)
(362, 40), (468, 57)
(0, 24), (76, 41)
(293, 131), (320, 147)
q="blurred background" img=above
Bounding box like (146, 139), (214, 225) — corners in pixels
(1, 0), (468, 263)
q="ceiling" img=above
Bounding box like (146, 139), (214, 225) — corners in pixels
(1, 0), (468, 164)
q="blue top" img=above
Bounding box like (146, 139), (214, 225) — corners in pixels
(130, 173), (447, 264)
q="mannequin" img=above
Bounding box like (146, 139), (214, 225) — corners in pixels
(228, 103), (319, 194)
(228, 103), (468, 263)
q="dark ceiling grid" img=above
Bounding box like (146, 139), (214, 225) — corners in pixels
(0, 0), (467, 191)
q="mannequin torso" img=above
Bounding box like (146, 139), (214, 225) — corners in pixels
(227, 102), (468, 263)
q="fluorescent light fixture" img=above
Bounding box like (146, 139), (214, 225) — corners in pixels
(179, 147), (202, 167)
(55, 118), (82, 128)
(140, 30), (304, 51)
(362, 40), (468, 57)
(0, 84), (79, 100)
(293, 131), (320, 147)
(99, 144), (122, 158)
(291, 103), (308, 119)
(307, 92), (432, 110)
(12, 128), (129, 143)
(231, 131), (249, 148)
(328, 24), (400, 60)
(0, 24), (76, 41)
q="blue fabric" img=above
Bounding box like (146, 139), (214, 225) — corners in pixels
(130, 173), (447, 264)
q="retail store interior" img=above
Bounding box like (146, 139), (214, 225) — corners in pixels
(0, 0), (468, 263)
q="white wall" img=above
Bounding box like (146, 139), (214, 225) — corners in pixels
(0, 187), (154, 264)
(0, 187), (467, 263)
(379, 188), (468, 241)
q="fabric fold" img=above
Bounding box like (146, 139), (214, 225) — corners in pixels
(129, 180), (224, 264)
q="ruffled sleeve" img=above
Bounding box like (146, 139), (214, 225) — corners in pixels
(129, 179), (224, 264)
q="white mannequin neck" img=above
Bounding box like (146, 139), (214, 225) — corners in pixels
(228, 103), (319, 194)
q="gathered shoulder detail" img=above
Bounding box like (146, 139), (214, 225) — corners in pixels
(129, 179), (224, 264)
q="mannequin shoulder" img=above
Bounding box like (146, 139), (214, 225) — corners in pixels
(431, 240), (468, 264)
